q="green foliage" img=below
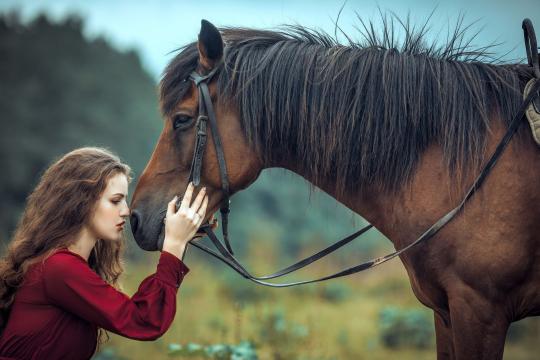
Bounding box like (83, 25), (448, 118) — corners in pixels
(367, 277), (408, 297)
(92, 347), (128, 360)
(257, 307), (309, 359)
(379, 306), (434, 349)
(167, 340), (258, 359)
(229, 169), (384, 258)
(318, 282), (352, 303)
(229, 342), (258, 360)
(218, 269), (273, 305)
(506, 318), (537, 343)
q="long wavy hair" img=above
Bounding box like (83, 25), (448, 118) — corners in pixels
(0, 147), (131, 346)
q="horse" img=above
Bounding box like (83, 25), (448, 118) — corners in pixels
(130, 18), (540, 359)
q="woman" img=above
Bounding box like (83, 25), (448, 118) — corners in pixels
(0, 147), (209, 359)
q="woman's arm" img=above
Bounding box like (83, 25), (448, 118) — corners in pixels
(42, 250), (188, 341)
(41, 183), (208, 340)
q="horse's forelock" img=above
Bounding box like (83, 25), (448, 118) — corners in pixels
(159, 44), (199, 117)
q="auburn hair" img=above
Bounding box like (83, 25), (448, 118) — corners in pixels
(0, 147), (131, 345)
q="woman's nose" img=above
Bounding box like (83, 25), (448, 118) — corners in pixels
(120, 206), (131, 217)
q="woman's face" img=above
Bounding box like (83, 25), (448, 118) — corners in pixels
(88, 173), (130, 242)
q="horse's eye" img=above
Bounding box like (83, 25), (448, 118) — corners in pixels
(172, 114), (193, 130)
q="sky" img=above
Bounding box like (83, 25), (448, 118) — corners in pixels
(1, 0), (539, 79)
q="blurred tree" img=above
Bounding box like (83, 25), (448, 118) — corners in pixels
(0, 12), (162, 243)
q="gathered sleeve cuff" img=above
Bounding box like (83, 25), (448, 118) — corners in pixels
(156, 251), (189, 288)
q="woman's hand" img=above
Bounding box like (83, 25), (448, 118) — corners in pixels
(162, 182), (208, 259)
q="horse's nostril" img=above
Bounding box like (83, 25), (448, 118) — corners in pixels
(130, 210), (141, 235)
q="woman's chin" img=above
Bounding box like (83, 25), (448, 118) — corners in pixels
(101, 232), (124, 242)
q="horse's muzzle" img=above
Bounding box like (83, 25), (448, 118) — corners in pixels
(129, 208), (164, 251)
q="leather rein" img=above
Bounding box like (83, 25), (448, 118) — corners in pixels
(182, 19), (540, 287)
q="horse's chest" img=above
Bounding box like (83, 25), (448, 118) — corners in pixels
(399, 250), (451, 312)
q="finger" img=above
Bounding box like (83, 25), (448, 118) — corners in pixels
(196, 211), (206, 227)
(166, 196), (178, 217)
(179, 182), (194, 211)
(197, 195), (209, 218)
(190, 187), (206, 213)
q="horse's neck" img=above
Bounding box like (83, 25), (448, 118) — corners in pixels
(273, 136), (487, 252)
(274, 161), (403, 247)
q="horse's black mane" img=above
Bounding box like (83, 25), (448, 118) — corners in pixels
(160, 16), (532, 194)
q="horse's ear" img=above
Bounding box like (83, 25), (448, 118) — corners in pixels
(197, 19), (223, 70)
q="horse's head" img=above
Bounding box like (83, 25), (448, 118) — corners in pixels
(130, 20), (263, 251)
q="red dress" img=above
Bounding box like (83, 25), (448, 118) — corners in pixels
(0, 249), (189, 360)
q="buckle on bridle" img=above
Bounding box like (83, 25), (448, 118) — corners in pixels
(196, 115), (208, 136)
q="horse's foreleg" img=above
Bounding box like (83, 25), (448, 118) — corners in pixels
(434, 312), (454, 360)
(448, 287), (509, 360)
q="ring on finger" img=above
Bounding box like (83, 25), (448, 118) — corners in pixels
(186, 209), (195, 220)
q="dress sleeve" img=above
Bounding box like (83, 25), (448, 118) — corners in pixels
(42, 250), (189, 341)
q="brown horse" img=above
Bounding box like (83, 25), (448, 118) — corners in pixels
(130, 19), (540, 359)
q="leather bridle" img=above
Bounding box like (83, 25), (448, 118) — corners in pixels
(179, 19), (540, 287)
(187, 67), (234, 254)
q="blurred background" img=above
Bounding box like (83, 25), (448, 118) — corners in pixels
(0, 0), (539, 359)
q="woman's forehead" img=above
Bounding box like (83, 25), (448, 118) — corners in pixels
(104, 173), (128, 195)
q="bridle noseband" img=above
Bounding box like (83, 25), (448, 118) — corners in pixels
(180, 19), (540, 288)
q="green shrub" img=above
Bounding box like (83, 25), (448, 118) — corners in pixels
(218, 269), (275, 305)
(168, 341), (258, 359)
(319, 282), (352, 303)
(379, 306), (433, 349)
(93, 347), (128, 360)
(258, 307), (309, 359)
(507, 318), (537, 343)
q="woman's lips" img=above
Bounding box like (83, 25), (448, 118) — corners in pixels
(116, 221), (126, 230)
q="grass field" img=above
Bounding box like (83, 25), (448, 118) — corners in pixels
(94, 243), (539, 360)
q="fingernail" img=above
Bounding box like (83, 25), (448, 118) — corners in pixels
(202, 187), (207, 192)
